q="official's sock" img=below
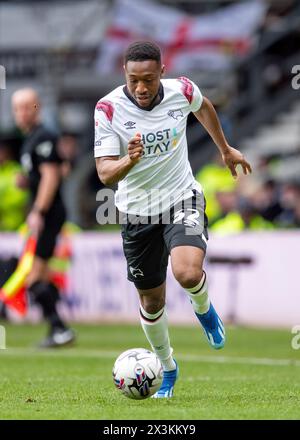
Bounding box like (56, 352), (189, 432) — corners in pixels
(29, 281), (67, 332)
(140, 305), (176, 372)
(185, 271), (210, 314)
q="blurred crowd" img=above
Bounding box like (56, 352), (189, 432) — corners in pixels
(0, 130), (81, 231)
(0, 125), (112, 231)
(0, 135), (28, 231)
(1, 126), (300, 234)
(0, 0), (299, 234)
(196, 152), (300, 235)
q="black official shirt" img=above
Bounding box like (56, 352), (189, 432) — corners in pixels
(20, 124), (63, 207)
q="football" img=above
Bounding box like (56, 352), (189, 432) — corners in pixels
(112, 348), (163, 399)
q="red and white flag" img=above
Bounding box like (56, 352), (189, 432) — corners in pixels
(96, 0), (266, 73)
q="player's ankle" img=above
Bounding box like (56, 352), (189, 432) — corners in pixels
(160, 355), (176, 372)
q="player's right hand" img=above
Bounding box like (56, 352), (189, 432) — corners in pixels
(127, 133), (143, 163)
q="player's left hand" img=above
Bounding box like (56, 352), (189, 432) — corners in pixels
(27, 210), (44, 237)
(221, 146), (252, 179)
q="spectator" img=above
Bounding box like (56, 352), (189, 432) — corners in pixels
(277, 181), (300, 227)
(57, 131), (81, 225)
(250, 179), (283, 222)
(0, 136), (29, 231)
(211, 195), (275, 235)
(57, 131), (80, 178)
(195, 153), (238, 225)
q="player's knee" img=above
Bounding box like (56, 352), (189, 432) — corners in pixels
(139, 295), (165, 315)
(173, 267), (203, 289)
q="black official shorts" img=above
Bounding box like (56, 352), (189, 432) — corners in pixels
(36, 200), (66, 260)
(121, 190), (208, 290)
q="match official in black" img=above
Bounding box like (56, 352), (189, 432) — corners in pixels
(12, 88), (75, 348)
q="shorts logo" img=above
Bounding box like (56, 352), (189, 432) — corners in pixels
(129, 267), (144, 278)
(168, 109), (183, 120)
(95, 140), (102, 146)
(124, 121), (136, 129)
(173, 208), (200, 227)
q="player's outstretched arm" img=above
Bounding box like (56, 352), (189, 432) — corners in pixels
(193, 97), (252, 178)
(96, 133), (143, 186)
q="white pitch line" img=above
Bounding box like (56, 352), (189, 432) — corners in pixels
(1, 348), (300, 367)
(178, 353), (300, 367)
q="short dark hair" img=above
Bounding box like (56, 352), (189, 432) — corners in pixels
(124, 41), (161, 64)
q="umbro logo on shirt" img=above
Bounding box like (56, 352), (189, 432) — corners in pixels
(124, 121), (136, 129)
(168, 109), (183, 120)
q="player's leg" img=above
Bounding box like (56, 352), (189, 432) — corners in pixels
(164, 190), (225, 349)
(170, 246), (225, 349)
(138, 282), (178, 398)
(27, 204), (75, 348)
(27, 256), (66, 333)
(138, 282), (176, 371)
(121, 220), (178, 398)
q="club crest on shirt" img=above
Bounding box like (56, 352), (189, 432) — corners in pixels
(167, 109), (183, 120)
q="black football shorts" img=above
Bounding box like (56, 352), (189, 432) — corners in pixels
(121, 189), (208, 290)
(36, 200), (66, 260)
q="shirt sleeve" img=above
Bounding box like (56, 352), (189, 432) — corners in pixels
(94, 100), (121, 158)
(177, 76), (203, 113)
(189, 80), (203, 113)
(34, 136), (62, 166)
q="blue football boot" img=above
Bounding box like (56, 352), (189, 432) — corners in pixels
(152, 360), (179, 398)
(195, 303), (225, 349)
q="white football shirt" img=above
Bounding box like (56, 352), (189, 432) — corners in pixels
(94, 77), (203, 215)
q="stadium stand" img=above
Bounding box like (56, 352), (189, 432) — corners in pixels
(0, 0), (299, 228)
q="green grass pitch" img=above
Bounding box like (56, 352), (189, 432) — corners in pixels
(0, 322), (299, 420)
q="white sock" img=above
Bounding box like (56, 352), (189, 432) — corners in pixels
(140, 305), (176, 371)
(185, 271), (210, 314)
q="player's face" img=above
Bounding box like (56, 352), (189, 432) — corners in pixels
(125, 60), (165, 108)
